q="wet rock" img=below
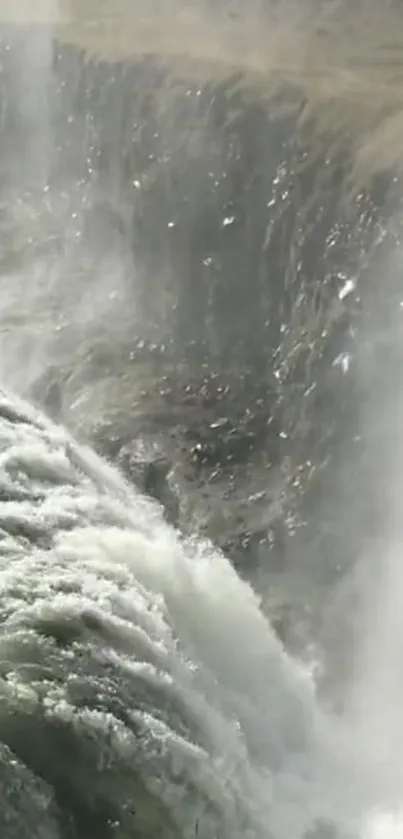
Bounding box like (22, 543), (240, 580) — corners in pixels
(1, 32), (400, 649)
(116, 438), (180, 525)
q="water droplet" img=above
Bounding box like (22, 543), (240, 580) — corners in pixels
(333, 353), (351, 373)
(210, 418), (228, 429)
(338, 277), (356, 301)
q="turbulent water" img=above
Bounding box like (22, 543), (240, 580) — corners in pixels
(0, 385), (393, 839)
(2, 1), (403, 838)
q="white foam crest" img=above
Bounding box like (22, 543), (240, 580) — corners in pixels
(0, 387), (378, 838)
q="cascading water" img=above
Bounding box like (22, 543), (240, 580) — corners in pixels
(1, 2), (403, 838)
(0, 0), (59, 188)
(0, 386), (381, 839)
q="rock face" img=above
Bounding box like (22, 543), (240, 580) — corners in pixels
(0, 17), (402, 648)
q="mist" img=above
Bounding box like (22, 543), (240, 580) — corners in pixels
(0, 2), (403, 837)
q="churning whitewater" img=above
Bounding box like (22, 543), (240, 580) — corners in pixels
(0, 385), (372, 839)
(5, 3), (403, 839)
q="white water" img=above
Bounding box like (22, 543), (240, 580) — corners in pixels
(1, 4), (403, 838)
(0, 391), (350, 835)
(0, 386), (398, 839)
